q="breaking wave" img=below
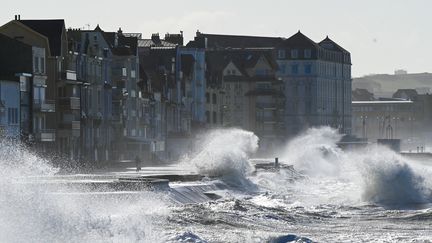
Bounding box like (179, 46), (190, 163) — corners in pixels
(0, 140), (168, 242)
(183, 128), (259, 189)
(273, 127), (432, 207)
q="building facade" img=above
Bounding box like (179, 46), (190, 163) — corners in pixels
(352, 101), (418, 150)
(276, 32), (352, 137)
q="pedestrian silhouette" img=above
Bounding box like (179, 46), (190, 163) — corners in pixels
(135, 155), (141, 172)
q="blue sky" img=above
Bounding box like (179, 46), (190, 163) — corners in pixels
(2, 0), (430, 77)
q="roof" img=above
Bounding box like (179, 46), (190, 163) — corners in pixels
(280, 31), (320, 49)
(0, 33), (32, 80)
(18, 19), (65, 56)
(352, 88), (375, 101)
(392, 89), (418, 100)
(138, 39), (177, 48)
(352, 101), (413, 104)
(319, 36), (349, 53)
(187, 32), (284, 49)
(91, 26), (138, 56)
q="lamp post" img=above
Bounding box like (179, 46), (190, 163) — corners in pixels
(361, 115), (367, 138)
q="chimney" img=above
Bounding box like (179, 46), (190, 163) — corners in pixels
(18, 15), (21, 20)
(151, 33), (160, 44)
(14, 15), (17, 20)
(117, 27), (123, 35)
(164, 32), (183, 46)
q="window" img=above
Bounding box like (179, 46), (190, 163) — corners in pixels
(212, 93), (217, 104)
(291, 49), (298, 58)
(213, 111), (217, 124)
(279, 64), (286, 74)
(291, 64), (299, 74)
(206, 92), (210, 103)
(34, 56), (39, 73)
(305, 64), (312, 74)
(97, 90), (101, 107)
(205, 111), (210, 123)
(40, 57), (45, 73)
(277, 49), (286, 59)
(304, 49), (311, 58)
(8, 108), (18, 125)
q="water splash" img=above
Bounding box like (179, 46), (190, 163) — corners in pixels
(0, 140), (169, 242)
(260, 127), (432, 207)
(182, 128), (259, 189)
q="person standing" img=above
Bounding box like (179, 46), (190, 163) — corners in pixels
(135, 155), (141, 172)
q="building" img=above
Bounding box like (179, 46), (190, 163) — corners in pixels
(188, 31), (352, 140)
(0, 33), (32, 139)
(0, 19), (58, 152)
(352, 88), (375, 101)
(276, 32), (352, 136)
(190, 46), (286, 150)
(352, 100), (418, 150)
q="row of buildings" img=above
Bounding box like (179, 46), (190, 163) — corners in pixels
(352, 88), (432, 151)
(0, 16), (352, 166)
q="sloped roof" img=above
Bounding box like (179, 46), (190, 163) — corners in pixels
(352, 88), (375, 101)
(392, 89), (418, 100)
(18, 19), (65, 56)
(91, 26), (138, 56)
(281, 31), (320, 49)
(187, 32), (284, 49)
(319, 36), (349, 53)
(138, 39), (177, 48)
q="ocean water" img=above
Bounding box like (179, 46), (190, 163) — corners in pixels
(1, 128), (432, 242)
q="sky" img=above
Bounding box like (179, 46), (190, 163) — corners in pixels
(1, 0), (431, 77)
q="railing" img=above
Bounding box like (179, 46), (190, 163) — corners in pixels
(59, 97), (80, 110)
(33, 76), (46, 86)
(60, 70), (77, 81)
(34, 129), (56, 142)
(59, 120), (80, 130)
(256, 116), (278, 124)
(256, 102), (280, 109)
(34, 99), (56, 112)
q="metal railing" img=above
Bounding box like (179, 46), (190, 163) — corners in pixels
(34, 99), (56, 112)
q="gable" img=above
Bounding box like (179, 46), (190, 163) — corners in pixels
(0, 21), (51, 56)
(223, 61), (242, 76)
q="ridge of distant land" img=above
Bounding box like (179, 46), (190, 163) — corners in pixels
(353, 72), (432, 96)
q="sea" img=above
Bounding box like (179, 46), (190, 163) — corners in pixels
(1, 127), (431, 242)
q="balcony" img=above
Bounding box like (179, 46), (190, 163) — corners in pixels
(60, 70), (77, 81)
(59, 120), (80, 130)
(34, 129), (56, 142)
(256, 102), (280, 110)
(33, 75), (47, 86)
(140, 114), (151, 125)
(59, 97), (80, 110)
(256, 116), (278, 124)
(58, 121), (80, 137)
(34, 99), (55, 112)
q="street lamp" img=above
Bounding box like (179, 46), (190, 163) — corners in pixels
(361, 115), (367, 138)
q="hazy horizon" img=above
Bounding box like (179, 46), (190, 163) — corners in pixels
(2, 0), (431, 77)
